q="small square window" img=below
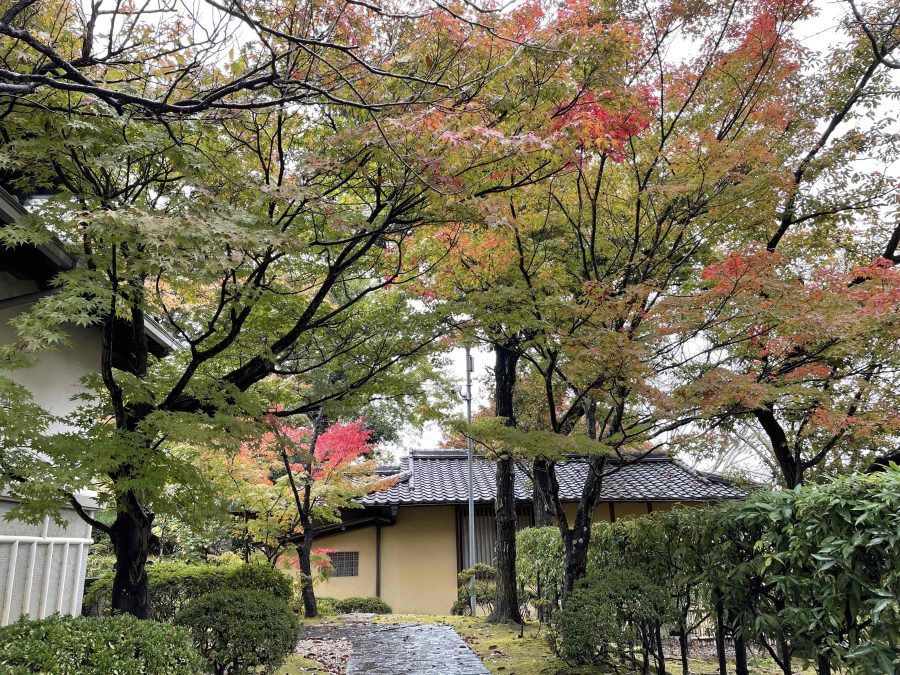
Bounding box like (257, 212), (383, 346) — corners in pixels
(329, 551), (359, 577)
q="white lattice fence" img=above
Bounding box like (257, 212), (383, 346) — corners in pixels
(0, 497), (94, 626)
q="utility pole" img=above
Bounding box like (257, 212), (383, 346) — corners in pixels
(465, 346), (477, 616)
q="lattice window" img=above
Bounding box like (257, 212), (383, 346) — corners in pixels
(329, 551), (359, 577)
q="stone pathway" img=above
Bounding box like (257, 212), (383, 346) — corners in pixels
(302, 616), (489, 675)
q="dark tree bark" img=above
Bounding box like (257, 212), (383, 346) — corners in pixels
(817, 653), (831, 675)
(755, 407), (801, 488)
(109, 492), (153, 618)
(488, 340), (523, 624)
(734, 632), (749, 675)
(284, 408), (328, 619)
(532, 458), (554, 527)
(656, 625), (667, 675)
(678, 628), (689, 675)
(714, 590), (728, 675)
(561, 454), (605, 600)
(296, 530), (318, 618)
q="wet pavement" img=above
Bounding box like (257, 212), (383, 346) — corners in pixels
(302, 617), (489, 675)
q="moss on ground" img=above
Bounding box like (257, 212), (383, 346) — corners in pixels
(367, 614), (812, 675)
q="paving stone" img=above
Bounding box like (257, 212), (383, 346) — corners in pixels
(303, 619), (489, 675)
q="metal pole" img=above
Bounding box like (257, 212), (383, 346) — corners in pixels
(465, 347), (477, 616)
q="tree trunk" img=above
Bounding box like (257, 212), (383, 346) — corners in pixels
(714, 590), (728, 675)
(561, 453), (604, 601)
(656, 625), (667, 675)
(532, 458), (554, 527)
(641, 631), (651, 675)
(816, 653), (831, 675)
(678, 629), (689, 675)
(489, 455), (522, 623)
(297, 532), (318, 618)
(754, 408), (802, 488)
(488, 340), (522, 624)
(110, 492), (153, 618)
(734, 632), (749, 675)
(778, 640), (792, 675)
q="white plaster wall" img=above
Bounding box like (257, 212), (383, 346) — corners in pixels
(0, 275), (101, 624)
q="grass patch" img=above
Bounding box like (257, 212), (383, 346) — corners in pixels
(275, 654), (330, 674)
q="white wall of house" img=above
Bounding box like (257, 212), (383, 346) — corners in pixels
(0, 271), (102, 625)
(0, 494), (95, 624)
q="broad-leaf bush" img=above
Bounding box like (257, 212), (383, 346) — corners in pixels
(706, 469), (900, 674)
(0, 614), (204, 674)
(83, 562), (292, 621)
(176, 589), (300, 675)
(527, 469), (900, 674)
(333, 596), (393, 614)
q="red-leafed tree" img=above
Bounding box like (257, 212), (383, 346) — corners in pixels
(202, 411), (394, 617)
(673, 250), (900, 489)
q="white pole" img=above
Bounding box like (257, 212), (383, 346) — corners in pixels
(55, 541), (70, 613)
(39, 542), (53, 619)
(22, 540), (37, 618)
(1, 540), (19, 624)
(465, 347), (477, 616)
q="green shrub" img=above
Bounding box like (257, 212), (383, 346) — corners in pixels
(291, 594), (337, 617)
(450, 564), (496, 616)
(177, 589), (300, 675)
(0, 614), (204, 674)
(333, 596), (392, 614)
(83, 562), (292, 622)
(551, 567), (672, 667)
(550, 575), (623, 666)
(315, 596), (337, 616)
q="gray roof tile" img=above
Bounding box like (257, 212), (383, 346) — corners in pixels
(360, 450), (743, 505)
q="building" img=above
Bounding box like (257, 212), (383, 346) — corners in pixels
(0, 186), (174, 625)
(313, 449), (743, 615)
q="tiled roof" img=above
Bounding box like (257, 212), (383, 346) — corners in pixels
(359, 450), (743, 506)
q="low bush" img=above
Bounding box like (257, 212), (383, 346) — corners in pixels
(83, 562), (292, 621)
(333, 596), (392, 614)
(0, 614), (204, 674)
(315, 596), (337, 615)
(450, 564), (496, 616)
(176, 589), (301, 675)
(551, 567), (673, 668)
(292, 594), (337, 617)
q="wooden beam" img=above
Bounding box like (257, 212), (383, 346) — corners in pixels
(375, 524), (382, 598)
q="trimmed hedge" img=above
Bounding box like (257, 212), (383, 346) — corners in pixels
(177, 589), (301, 675)
(83, 562), (292, 622)
(0, 614), (204, 674)
(333, 596), (392, 614)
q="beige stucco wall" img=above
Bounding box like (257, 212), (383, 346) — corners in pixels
(314, 526), (377, 599)
(312, 501), (713, 616)
(381, 506), (458, 615)
(561, 501), (655, 523)
(314, 506), (458, 615)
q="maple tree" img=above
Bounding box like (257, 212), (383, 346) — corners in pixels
(0, 0), (898, 629)
(198, 411), (391, 617)
(424, 0), (900, 607)
(0, 0), (537, 116)
(673, 250), (900, 488)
